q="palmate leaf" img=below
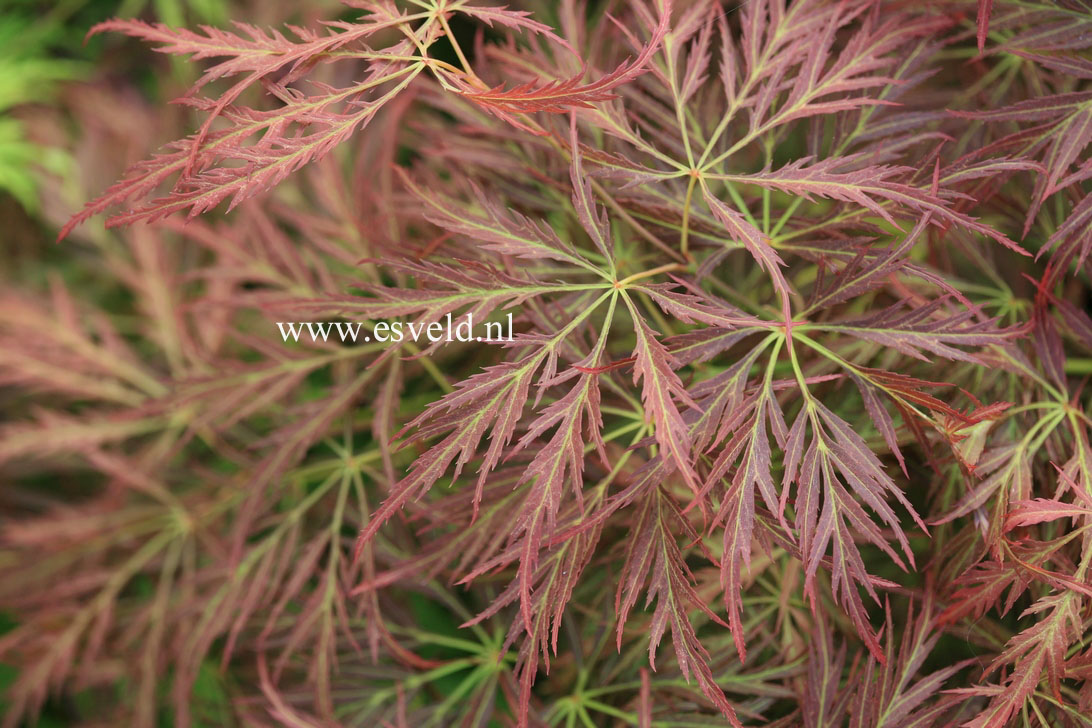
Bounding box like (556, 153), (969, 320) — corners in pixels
(64, 0), (628, 238)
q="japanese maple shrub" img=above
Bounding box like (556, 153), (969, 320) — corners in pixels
(2, 0), (1092, 726)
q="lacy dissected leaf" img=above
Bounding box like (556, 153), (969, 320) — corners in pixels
(802, 610), (851, 728)
(802, 215), (926, 314)
(568, 117), (614, 264)
(495, 307), (612, 639)
(1005, 498), (1092, 531)
(88, 0), (427, 92)
(62, 3), (437, 237)
(63, 67), (422, 235)
(849, 595), (971, 728)
(357, 291), (610, 544)
(112, 93), (414, 227)
(616, 486), (740, 726)
(704, 340), (783, 660)
(623, 293), (703, 501)
(959, 593), (1084, 728)
(512, 379), (598, 545)
(987, 1), (1092, 55)
(714, 3), (949, 142)
(937, 557), (1035, 626)
(636, 280), (768, 330)
(357, 357), (540, 541)
(453, 2), (565, 43)
(783, 397), (922, 659)
(818, 298), (1020, 364)
(461, 491), (604, 724)
(400, 168), (605, 275)
(459, 0), (670, 115)
(1046, 176), (1092, 270)
(934, 442), (1037, 527)
(311, 257), (580, 324)
(977, 0), (994, 53)
(700, 183), (794, 325)
(954, 91), (1092, 205)
(710, 156), (1026, 255)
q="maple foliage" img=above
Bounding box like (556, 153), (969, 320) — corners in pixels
(3, 0), (1092, 726)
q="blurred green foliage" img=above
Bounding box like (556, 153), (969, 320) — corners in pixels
(0, 11), (82, 211)
(0, 0), (229, 214)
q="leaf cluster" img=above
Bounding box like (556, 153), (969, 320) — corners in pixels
(3, 1), (1092, 726)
